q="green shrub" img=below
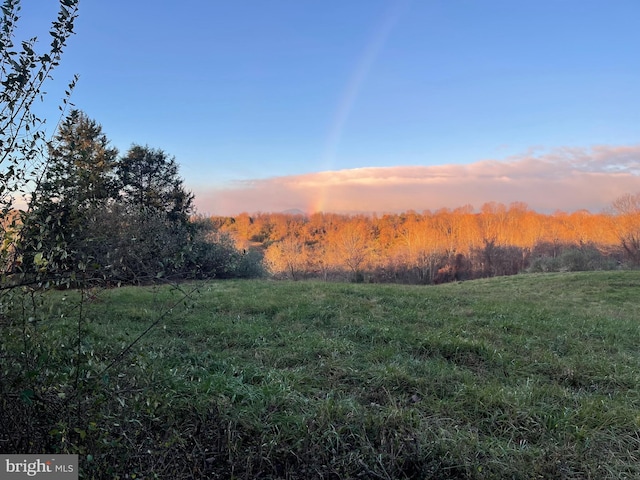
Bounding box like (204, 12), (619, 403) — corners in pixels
(235, 249), (266, 278)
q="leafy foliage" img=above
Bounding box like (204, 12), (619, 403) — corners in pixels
(15, 111), (251, 284)
(0, 0), (79, 280)
(0, 0), (79, 208)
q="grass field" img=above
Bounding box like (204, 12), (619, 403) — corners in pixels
(4, 271), (640, 478)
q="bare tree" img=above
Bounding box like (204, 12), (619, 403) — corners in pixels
(610, 192), (640, 265)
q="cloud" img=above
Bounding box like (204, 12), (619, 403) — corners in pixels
(193, 145), (640, 215)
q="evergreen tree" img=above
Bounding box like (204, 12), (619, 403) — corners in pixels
(21, 110), (118, 279)
(118, 145), (193, 223)
(113, 145), (195, 281)
(43, 109), (119, 207)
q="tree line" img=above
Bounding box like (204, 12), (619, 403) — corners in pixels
(3, 110), (263, 286)
(5, 108), (638, 287)
(213, 197), (640, 283)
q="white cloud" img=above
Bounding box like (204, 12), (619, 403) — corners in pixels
(193, 145), (640, 215)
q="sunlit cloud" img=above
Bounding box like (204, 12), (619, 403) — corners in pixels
(193, 145), (640, 215)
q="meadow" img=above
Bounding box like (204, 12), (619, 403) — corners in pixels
(3, 271), (640, 479)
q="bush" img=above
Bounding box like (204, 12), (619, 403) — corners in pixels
(187, 219), (266, 279)
(235, 249), (266, 279)
(188, 231), (242, 279)
(528, 246), (618, 273)
(528, 256), (561, 273)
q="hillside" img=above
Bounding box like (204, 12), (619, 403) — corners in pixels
(2, 271), (640, 478)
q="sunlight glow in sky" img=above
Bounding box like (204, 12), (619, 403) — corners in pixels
(22, 1), (640, 215)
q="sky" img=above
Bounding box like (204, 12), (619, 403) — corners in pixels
(20, 0), (640, 215)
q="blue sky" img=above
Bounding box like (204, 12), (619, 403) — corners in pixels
(21, 1), (640, 214)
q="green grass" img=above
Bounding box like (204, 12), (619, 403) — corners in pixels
(3, 271), (640, 478)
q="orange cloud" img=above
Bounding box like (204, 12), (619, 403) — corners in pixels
(193, 145), (640, 215)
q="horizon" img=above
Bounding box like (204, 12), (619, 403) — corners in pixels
(19, 1), (640, 216)
(195, 144), (640, 216)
